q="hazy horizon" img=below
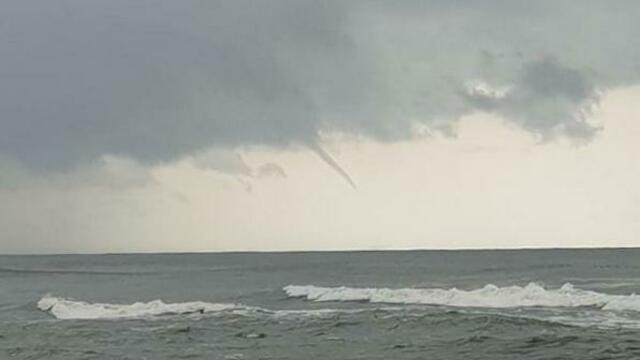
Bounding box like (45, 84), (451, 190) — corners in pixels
(4, 244), (640, 257)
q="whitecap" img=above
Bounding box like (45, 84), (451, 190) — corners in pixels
(283, 283), (640, 311)
(37, 295), (242, 320)
(37, 295), (378, 320)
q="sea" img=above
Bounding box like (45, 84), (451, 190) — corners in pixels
(1, 249), (640, 359)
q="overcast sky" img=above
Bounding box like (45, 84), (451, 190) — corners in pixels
(1, 1), (639, 253)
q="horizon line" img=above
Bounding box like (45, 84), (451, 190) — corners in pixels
(2, 244), (639, 256)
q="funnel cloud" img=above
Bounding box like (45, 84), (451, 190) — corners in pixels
(309, 143), (357, 189)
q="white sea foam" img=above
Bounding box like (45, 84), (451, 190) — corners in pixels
(37, 295), (243, 320)
(37, 295), (374, 320)
(39, 283), (640, 322)
(284, 283), (640, 311)
(601, 294), (640, 312)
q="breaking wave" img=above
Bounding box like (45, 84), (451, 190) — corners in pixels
(38, 283), (640, 323)
(37, 295), (246, 320)
(37, 295), (371, 320)
(283, 283), (640, 312)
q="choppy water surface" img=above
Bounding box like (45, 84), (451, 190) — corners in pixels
(2, 249), (640, 359)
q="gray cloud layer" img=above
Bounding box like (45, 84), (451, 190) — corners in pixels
(1, 0), (639, 171)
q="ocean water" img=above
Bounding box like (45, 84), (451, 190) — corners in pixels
(2, 249), (640, 359)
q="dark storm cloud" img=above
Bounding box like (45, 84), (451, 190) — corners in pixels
(465, 58), (601, 140)
(1, 0), (639, 171)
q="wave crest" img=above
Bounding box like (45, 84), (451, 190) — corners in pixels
(284, 283), (640, 311)
(37, 295), (242, 320)
(37, 296), (369, 320)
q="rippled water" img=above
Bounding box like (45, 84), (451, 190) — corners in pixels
(2, 249), (640, 359)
